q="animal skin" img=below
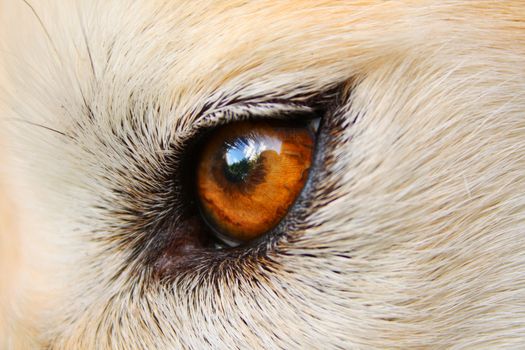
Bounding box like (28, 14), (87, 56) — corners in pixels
(0, 1), (524, 349)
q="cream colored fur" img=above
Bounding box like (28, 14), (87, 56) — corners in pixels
(1, 1), (524, 349)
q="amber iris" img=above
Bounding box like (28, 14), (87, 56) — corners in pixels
(196, 120), (315, 244)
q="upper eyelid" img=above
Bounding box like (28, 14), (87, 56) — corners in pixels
(195, 102), (315, 126)
(190, 101), (317, 135)
(189, 83), (342, 133)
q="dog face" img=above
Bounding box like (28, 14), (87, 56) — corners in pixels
(1, 1), (524, 348)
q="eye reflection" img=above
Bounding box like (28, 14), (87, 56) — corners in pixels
(223, 136), (282, 183)
(196, 120), (316, 245)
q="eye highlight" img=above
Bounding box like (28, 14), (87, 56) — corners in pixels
(196, 120), (317, 246)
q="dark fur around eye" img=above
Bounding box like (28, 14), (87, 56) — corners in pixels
(114, 86), (349, 283)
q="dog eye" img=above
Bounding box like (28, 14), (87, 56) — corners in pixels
(195, 119), (318, 246)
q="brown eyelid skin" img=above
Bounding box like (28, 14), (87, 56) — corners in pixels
(196, 121), (314, 243)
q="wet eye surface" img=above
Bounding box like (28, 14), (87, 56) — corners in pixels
(196, 120), (318, 246)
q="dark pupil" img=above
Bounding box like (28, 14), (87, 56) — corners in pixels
(222, 137), (260, 183)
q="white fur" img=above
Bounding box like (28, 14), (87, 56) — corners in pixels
(1, 1), (524, 348)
